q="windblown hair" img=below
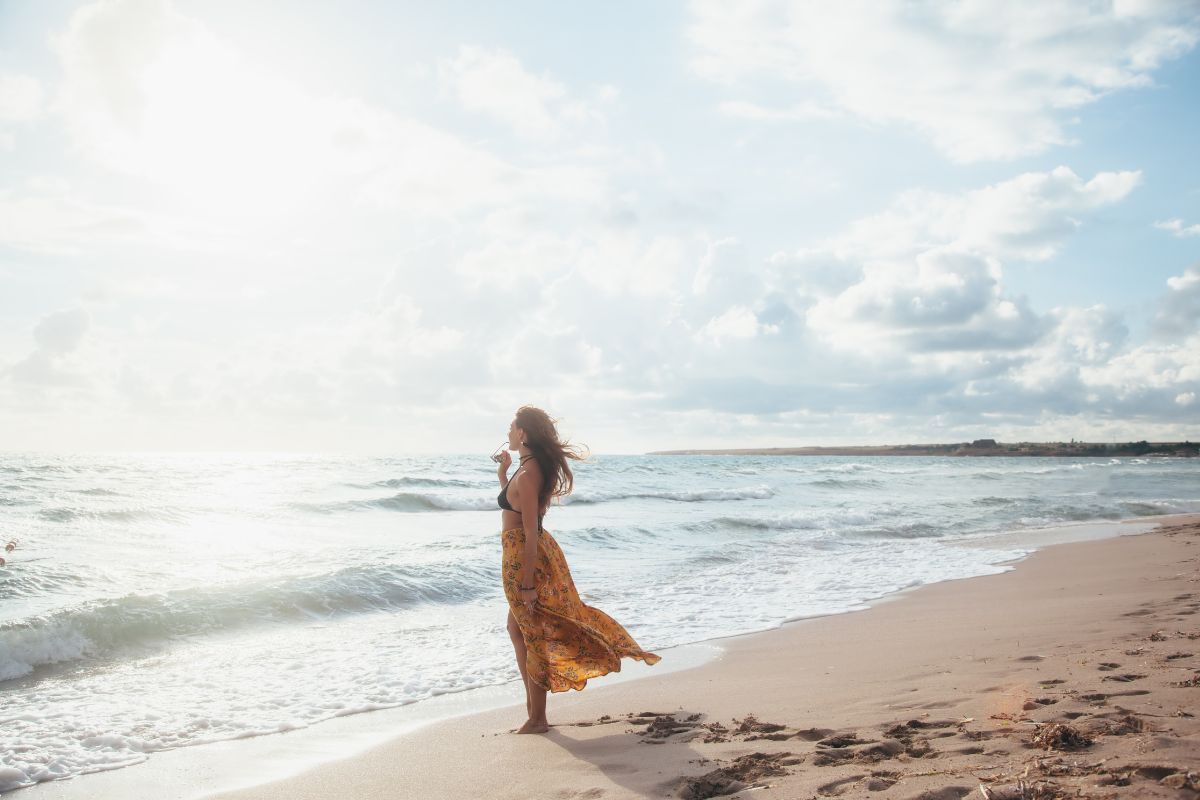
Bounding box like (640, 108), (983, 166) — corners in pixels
(514, 405), (590, 515)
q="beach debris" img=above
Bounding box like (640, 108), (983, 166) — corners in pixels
(1029, 722), (1092, 751)
(977, 779), (1071, 799)
(1170, 671), (1200, 687)
(1100, 672), (1146, 682)
(676, 751), (794, 800)
(1164, 650), (1193, 660)
(1149, 630), (1169, 641)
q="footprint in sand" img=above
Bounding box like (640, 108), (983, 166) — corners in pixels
(676, 752), (797, 800)
(816, 773), (867, 796)
(1096, 712), (1150, 735)
(1100, 672), (1147, 682)
(1097, 662), (1121, 671)
(903, 787), (974, 800)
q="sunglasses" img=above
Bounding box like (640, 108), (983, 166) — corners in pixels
(490, 441), (509, 463)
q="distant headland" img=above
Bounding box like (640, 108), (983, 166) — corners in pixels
(647, 439), (1199, 457)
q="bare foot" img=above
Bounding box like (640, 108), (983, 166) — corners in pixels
(515, 718), (550, 734)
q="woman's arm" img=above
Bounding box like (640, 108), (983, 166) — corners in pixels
(496, 450), (511, 486)
(516, 471), (541, 587)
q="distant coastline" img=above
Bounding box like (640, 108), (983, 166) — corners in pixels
(647, 439), (1199, 457)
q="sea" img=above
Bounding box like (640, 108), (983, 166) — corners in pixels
(1, 451), (1197, 792)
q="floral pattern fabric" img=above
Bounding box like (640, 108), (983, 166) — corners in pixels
(501, 525), (662, 693)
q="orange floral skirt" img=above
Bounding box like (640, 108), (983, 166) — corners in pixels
(502, 526), (662, 693)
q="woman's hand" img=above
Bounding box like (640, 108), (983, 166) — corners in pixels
(497, 450), (512, 475)
(518, 586), (537, 611)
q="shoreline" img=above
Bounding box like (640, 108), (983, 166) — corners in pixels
(14, 511), (1199, 799)
(646, 446), (1198, 458)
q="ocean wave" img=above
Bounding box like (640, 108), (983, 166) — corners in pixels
(0, 564), (100, 601)
(356, 476), (489, 490)
(805, 477), (884, 489)
(1118, 498), (1200, 517)
(297, 492), (496, 513)
(707, 509), (878, 531)
(0, 560), (498, 682)
(815, 463), (875, 474)
(566, 525), (662, 547)
(566, 485), (775, 504)
(843, 521), (942, 540)
(37, 506), (176, 523)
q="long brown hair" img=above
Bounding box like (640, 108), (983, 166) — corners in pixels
(514, 405), (590, 515)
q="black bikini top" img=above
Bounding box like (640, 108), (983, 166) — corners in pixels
(498, 461), (544, 529)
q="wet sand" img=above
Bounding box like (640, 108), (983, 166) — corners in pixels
(193, 514), (1200, 800)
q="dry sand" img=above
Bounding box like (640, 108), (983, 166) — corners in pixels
(192, 515), (1200, 800)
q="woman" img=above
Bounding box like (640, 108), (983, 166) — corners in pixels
(497, 405), (662, 734)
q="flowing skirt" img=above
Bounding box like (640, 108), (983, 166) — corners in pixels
(501, 526), (662, 693)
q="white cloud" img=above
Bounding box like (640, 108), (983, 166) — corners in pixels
(1154, 217), (1200, 237)
(48, 0), (607, 223)
(696, 305), (780, 346)
(1153, 264), (1200, 338)
(784, 167), (1138, 355)
(1008, 305), (1129, 394)
(1079, 333), (1200, 401)
(0, 180), (169, 255)
(0, 73), (43, 122)
(687, 0), (1200, 161)
(438, 45), (610, 141)
(810, 167), (1141, 265)
(716, 99), (838, 121)
(7, 308), (93, 388)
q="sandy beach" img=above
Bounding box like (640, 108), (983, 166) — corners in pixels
(155, 514), (1197, 800)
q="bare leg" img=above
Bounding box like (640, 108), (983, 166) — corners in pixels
(506, 610), (532, 719)
(516, 681), (549, 734)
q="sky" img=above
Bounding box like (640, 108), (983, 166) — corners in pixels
(1, 0), (1198, 455)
